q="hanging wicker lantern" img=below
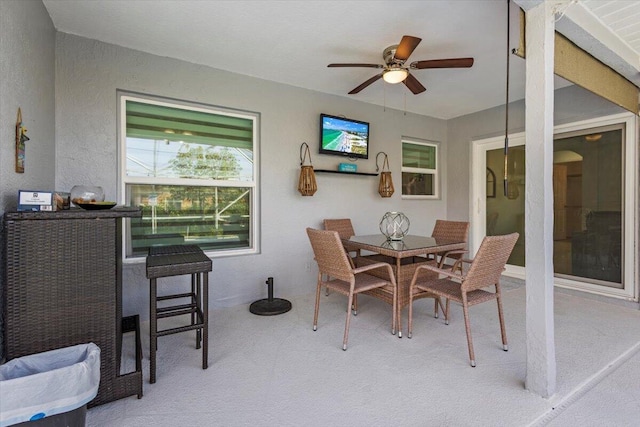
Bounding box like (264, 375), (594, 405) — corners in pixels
(376, 152), (394, 198)
(298, 142), (317, 196)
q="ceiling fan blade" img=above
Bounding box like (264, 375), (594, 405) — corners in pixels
(393, 35), (422, 62)
(328, 63), (384, 68)
(348, 74), (383, 94)
(403, 73), (426, 94)
(410, 57), (474, 69)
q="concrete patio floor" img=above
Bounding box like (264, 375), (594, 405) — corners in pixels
(87, 280), (640, 426)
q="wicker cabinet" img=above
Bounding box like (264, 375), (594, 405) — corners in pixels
(3, 208), (143, 406)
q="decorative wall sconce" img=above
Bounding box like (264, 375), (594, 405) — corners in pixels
(298, 142), (317, 196)
(376, 152), (394, 198)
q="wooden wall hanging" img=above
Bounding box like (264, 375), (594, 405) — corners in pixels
(298, 142), (317, 196)
(376, 152), (394, 198)
(15, 108), (29, 173)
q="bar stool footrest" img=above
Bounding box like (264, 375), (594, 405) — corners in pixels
(157, 292), (196, 301)
(157, 322), (205, 337)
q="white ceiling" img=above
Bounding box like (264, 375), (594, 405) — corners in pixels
(582, 0), (640, 53)
(42, 0), (640, 120)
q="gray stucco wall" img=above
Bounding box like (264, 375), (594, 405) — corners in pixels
(0, 0), (55, 361)
(2, 1), (635, 362)
(0, 0), (56, 211)
(445, 84), (626, 224)
(54, 33), (449, 320)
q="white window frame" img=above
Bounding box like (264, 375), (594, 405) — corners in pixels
(117, 92), (260, 262)
(401, 138), (440, 200)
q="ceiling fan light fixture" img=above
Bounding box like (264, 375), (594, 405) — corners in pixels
(382, 68), (408, 84)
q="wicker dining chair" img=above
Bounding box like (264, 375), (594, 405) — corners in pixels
(323, 218), (360, 308)
(323, 218), (360, 264)
(430, 220), (470, 271)
(306, 228), (398, 350)
(407, 233), (519, 367)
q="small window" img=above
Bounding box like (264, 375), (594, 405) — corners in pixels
(401, 139), (439, 199)
(119, 93), (259, 259)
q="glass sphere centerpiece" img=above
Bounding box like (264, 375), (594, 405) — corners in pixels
(379, 212), (410, 241)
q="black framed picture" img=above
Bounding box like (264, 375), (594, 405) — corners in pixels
(487, 167), (496, 198)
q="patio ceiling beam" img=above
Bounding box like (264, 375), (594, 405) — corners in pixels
(515, 0), (640, 90)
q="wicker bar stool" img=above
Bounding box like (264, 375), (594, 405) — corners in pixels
(145, 245), (212, 383)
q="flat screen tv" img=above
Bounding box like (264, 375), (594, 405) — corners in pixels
(319, 113), (370, 159)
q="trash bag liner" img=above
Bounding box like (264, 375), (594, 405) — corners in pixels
(0, 343), (100, 427)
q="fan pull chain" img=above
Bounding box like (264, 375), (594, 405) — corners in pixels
(404, 90), (407, 116)
(383, 82), (387, 112)
(504, 0), (511, 197)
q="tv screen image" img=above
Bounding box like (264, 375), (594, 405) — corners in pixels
(320, 114), (369, 159)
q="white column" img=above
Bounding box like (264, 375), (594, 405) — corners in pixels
(524, 2), (557, 397)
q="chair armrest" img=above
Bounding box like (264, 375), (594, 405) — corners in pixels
(442, 249), (468, 258)
(437, 249), (468, 268)
(414, 264), (463, 281)
(352, 262), (396, 284)
(450, 256), (473, 273)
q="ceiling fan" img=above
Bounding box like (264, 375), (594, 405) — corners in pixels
(328, 35), (474, 95)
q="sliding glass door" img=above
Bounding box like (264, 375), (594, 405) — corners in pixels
(472, 113), (636, 298)
(553, 126), (623, 287)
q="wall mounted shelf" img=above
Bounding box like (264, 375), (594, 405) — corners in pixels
(315, 169), (378, 177)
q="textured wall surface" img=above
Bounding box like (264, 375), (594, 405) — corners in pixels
(2, 0), (634, 368)
(54, 33), (450, 319)
(0, 0), (55, 361)
(0, 0), (56, 211)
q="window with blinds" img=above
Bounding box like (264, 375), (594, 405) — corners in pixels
(401, 138), (440, 199)
(119, 93), (259, 259)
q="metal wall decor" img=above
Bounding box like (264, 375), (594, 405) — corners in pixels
(298, 142), (317, 196)
(376, 151), (394, 197)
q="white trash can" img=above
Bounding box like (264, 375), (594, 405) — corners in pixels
(0, 343), (100, 427)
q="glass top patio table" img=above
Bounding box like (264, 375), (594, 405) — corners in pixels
(342, 234), (467, 337)
(344, 234), (466, 260)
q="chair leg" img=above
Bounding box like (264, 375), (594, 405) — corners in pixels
(407, 290), (414, 339)
(444, 299), (451, 325)
(391, 286), (397, 337)
(313, 278), (322, 331)
(496, 284), (508, 351)
(324, 273), (330, 296)
(352, 294), (358, 315)
(343, 293), (354, 350)
(439, 298), (447, 318)
(194, 274), (201, 349)
(397, 305), (402, 339)
(149, 278), (157, 384)
(433, 298), (439, 318)
(201, 272), (209, 370)
(191, 274), (199, 347)
(434, 297), (446, 319)
(461, 293), (476, 367)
